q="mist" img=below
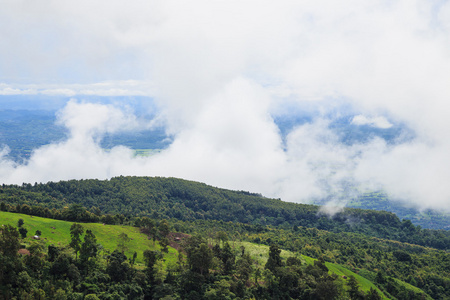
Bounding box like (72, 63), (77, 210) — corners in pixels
(1, 0), (450, 212)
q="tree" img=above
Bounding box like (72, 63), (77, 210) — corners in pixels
(347, 275), (364, 300)
(35, 230), (42, 236)
(17, 271), (33, 293)
(313, 277), (345, 300)
(18, 218), (24, 227)
(19, 227), (28, 239)
(189, 243), (212, 275)
(117, 232), (131, 253)
(159, 236), (170, 253)
(220, 242), (235, 275)
(106, 250), (131, 282)
(69, 223), (84, 260)
(0, 224), (20, 256)
(80, 229), (98, 262)
(393, 250), (412, 262)
(236, 253), (253, 282)
(141, 217), (155, 231)
(143, 249), (162, 283)
(158, 219), (170, 238)
(366, 288), (382, 300)
(216, 231), (228, 246)
(48, 244), (60, 262)
(130, 251), (137, 265)
(265, 244), (282, 272)
(64, 204), (87, 221)
(25, 241), (46, 273)
(204, 279), (236, 300)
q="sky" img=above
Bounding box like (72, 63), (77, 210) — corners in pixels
(1, 0), (450, 212)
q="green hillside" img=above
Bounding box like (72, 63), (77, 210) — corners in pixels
(1, 211), (399, 299)
(0, 211), (178, 266)
(0, 176), (448, 299)
(1, 176), (449, 250)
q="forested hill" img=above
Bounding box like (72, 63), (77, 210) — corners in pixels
(1, 176), (449, 250)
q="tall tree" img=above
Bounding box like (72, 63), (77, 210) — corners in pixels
(69, 223), (84, 260)
(80, 229), (97, 262)
(265, 244), (283, 273)
(143, 250), (161, 283)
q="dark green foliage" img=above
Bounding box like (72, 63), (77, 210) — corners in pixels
(219, 242), (235, 275)
(236, 252), (253, 282)
(47, 244), (60, 262)
(0, 224), (20, 257)
(286, 256), (302, 267)
(143, 249), (162, 291)
(80, 229), (97, 263)
(347, 275), (365, 300)
(158, 219), (170, 237)
(265, 244), (282, 272)
(366, 287), (382, 300)
(106, 250), (132, 282)
(69, 223), (84, 260)
(183, 235), (213, 276)
(189, 243), (213, 275)
(393, 250), (412, 262)
(18, 226), (27, 239)
(159, 236), (170, 253)
(17, 218), (24, 227)
(50, 252), (71, 278)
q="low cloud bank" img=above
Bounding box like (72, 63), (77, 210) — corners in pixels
(1, 85), (450, 213)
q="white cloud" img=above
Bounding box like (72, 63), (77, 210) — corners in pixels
(1, 0), (450, 212)
(351, 115), (393, 129)
(0, 81), (151, 96)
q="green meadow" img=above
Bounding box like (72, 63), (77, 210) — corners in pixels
(0, 211), (178, 266)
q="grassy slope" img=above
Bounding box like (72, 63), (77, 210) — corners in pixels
(0, 211), (178, 266)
